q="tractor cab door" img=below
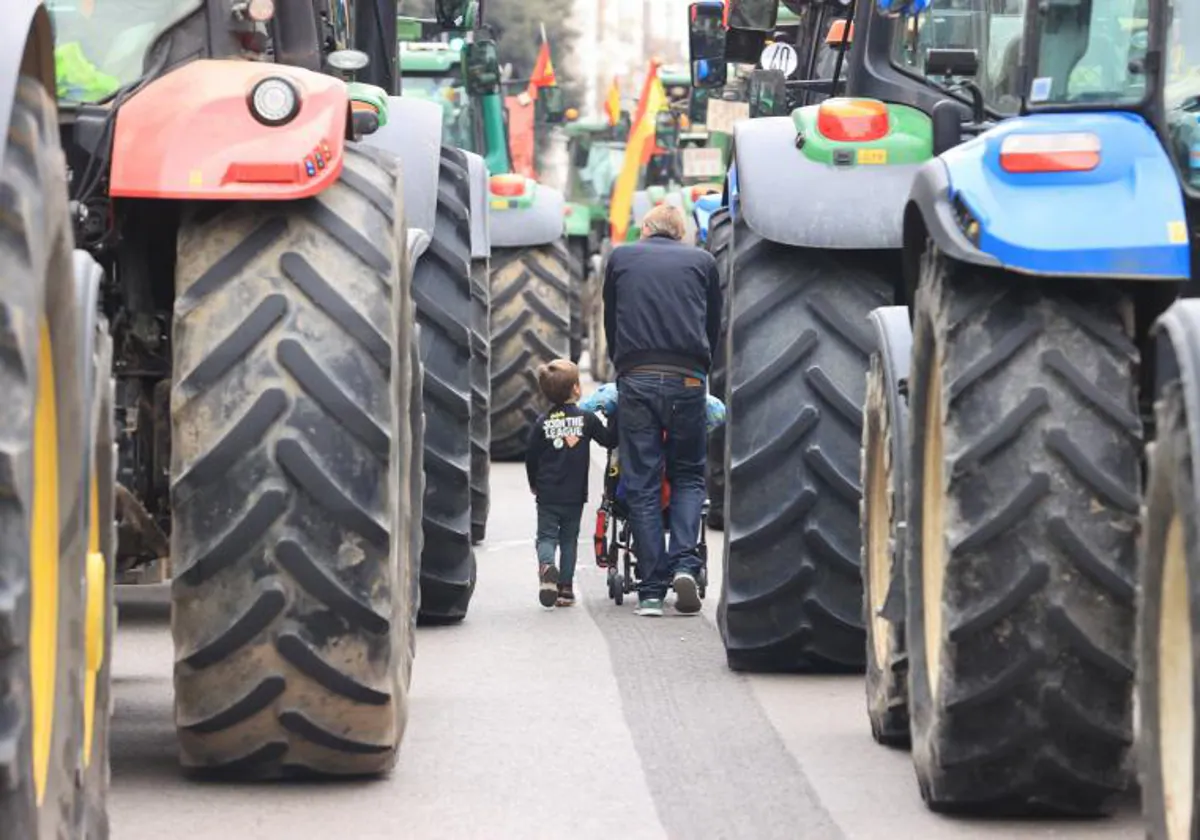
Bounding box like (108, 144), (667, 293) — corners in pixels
(1165, 0), (1200, 190)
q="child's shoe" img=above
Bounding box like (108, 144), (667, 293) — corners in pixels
(539, 564), (559, 608)
(556, 584), (576, 607)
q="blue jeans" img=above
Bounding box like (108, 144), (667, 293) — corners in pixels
(617, 372), (707, 601)
(536, 502), (584, 584)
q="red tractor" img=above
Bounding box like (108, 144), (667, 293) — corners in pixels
(0, 0), (470, 834)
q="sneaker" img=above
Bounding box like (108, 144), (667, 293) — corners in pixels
(539, 564), (560, 608)
(635, 598), (664, 617)
(556, 584), (576, 607)
(673, 572), (701, 615)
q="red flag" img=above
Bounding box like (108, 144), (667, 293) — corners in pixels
(529, 41), (557, 93)
(629, 59), (662, 137)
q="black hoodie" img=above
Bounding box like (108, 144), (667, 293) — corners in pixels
(525, 403), (615, 504)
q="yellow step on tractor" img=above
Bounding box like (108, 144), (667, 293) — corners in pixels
(0, 0), (481, 834)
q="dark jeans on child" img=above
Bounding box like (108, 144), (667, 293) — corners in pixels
(617, 371), (707, 602)
(536, 502), (584, 583)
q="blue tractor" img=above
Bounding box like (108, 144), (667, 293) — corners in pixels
(858, 0), (1198, 818)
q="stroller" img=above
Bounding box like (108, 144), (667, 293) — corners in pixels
(580, 382), (725, 605)
(592, 444), (710, 605)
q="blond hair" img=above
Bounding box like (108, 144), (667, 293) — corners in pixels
(640, 203), (687, 241)
(536, 359), (579, 404)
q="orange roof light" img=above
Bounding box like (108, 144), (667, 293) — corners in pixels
(825, 20), (854, 46)
(999, 133), (1101, 174)
(817, 98), (889, 143)
(490, 174), (526, 196)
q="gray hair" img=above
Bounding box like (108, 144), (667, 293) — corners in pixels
(640, 204), (687, 241)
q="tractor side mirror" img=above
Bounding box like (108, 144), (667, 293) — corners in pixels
(726, 0), (778, 64)
(435, 0), (472, 30)
(538, 86), (566, 124)
(655, 111), (679, 148)
(925, 48), (979, 78)
(464, 39), (501, 95)
(688, 2), (729, 89)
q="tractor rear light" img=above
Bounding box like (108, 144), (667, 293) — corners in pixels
(999, 133), (1100, 173)
(490, 174), (526, 197)
(249, 77), (299, 126)
(816, 98), (889, 143)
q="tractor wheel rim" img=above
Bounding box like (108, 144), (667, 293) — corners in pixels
(83, 464), (105, 768)
(921, 347), (946, 706)
(30, 319), (60, 805)
(1160, 514), (1194, 840)
(867, 411), (892, 668)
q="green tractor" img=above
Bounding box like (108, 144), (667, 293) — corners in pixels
(563, 117), (627, 381)
(398, 28), (576, 460)
(689, 0), (929, 675)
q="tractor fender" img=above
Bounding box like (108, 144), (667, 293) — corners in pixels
(866, 305), (912, 627)
(110, 60), (352, 200)
(1151, 299), (1200, 509)
(73, 249), (105, 502)
(363, 95), (444, 239)
(489, 180), (564, 248)
(927, 112), (1190, 280)
(463, 150), (491, 259)
(693, 193), (723, 245)
(0, 2), (55, 176)
(733, 116), (919, 249)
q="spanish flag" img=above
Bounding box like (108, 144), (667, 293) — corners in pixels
(604, 77), (621, 126)
(528, 40), (557, 96)
(608, 63), (669, 242)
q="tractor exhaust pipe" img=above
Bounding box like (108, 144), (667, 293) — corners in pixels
(274, 0), (322, 72)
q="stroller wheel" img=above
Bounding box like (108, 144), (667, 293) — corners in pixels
(698, 568), (708, 599)
(614, 574), (625, 606)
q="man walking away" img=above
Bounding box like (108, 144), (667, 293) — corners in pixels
(603, 204), (722, 616)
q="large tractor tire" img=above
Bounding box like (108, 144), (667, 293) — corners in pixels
(405, 331), (425, 676)
(1140, 367), (1200, 840)
(861, 307), (912, 748)
(718, 218), (890, 672)
(568, 243), (584, 365)
(704, 207), (733, 531)
(170, 143), (418, 776)
(413, 147), (476, 624)
(469, 258), (491, 544)
(588, 240), (614, 383)
(0, 77), (91, 836)
(906, 249), (1137, 814)
(489, 241), (572, 460)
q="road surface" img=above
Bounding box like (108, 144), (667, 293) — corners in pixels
(109, 434), (1144, 839)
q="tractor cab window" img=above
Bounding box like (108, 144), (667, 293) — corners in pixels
(1027, 0), (1150, 107)
(1165, 0), (1200, 188)
(48, 0), (201, 102)
(404, 72), (477, 152)
(891, 0), (1026, 114)
(575, 142), (625, 204)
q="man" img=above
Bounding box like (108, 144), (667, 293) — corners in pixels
(603, 203), (722, 617)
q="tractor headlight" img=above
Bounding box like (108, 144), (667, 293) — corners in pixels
(249, 77), (300, 126)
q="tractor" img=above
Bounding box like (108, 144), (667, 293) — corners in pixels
(854, 0), (1199, 819)
(397, 28), (575, 461)
(0, 0), (488, 833)
(361, 5), (501, 620)
(562, 116), (627, 382)
(690, 0), (926, 674)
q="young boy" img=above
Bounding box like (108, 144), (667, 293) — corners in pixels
(525, 359), (615, 607)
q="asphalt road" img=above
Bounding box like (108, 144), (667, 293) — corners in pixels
(109, 425), (1146, 839)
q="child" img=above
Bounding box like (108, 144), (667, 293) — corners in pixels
(525, 360), (615, 607)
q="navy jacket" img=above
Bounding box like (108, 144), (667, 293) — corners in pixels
(602, 235), (722, 375)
